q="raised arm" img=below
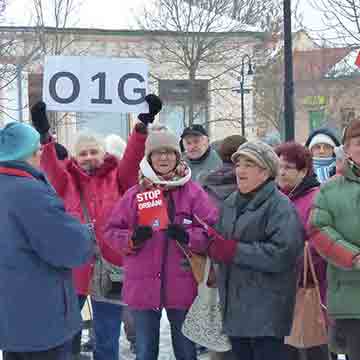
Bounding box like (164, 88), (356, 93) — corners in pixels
(31, 101), (69, 196)
(117, 94), (162, 192)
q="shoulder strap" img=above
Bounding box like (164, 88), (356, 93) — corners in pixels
(78, 186), (91, 224)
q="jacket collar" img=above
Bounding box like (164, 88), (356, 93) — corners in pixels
(284, 174), (320, 200)
(67, 154), (119, 181)
(226, 179), (276, 211)
(0, 161), (47, 183)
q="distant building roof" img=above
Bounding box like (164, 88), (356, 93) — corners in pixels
(325, 49), (360, 79)
(293, 48), (351, 81)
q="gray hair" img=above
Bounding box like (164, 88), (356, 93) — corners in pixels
(73, 130), (105, 156)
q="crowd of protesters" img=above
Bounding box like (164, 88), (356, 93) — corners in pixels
(0, 93), (359, 360)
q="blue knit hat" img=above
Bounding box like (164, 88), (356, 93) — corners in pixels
(0, 122), (40, 161)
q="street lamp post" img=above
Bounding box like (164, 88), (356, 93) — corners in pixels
(239, 54), (253, 137)
(283, 0), (295, 140)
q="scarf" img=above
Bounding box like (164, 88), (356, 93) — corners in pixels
(139, 157), (192, 190)
(312, 157), (336, 183)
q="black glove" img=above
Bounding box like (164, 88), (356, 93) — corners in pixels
(131, 225), (153, 247)
(137, 94), (162, 126)
(31, 101), (50, 135)
(166, 224), (189, 245)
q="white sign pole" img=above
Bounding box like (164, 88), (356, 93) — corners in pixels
(43, 56), (149, 114)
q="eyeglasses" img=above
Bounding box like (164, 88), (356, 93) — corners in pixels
(151, 150), (177, 158)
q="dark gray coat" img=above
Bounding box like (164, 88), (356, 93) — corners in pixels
(217, 180), (304, 338)
(184, 148), (222, 183)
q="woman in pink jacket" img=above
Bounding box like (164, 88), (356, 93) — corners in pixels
(275, 142), (328, 360)
(105, 127), (218, 360)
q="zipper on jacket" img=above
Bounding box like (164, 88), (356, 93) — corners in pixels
(159, 191), (175, 309)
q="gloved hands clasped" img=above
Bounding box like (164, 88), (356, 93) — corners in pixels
(130, 225), (153, 249)
(166, 224), (189, 245)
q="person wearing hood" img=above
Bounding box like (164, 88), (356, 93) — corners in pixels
(0, 122), (93, 360)
(181, 124), (222, 182)
(104, 127), (218, 360)
(30, 95), (162, 360)
(310, 119), (360, 359)
(275, 142), (329, 360)
(305, 128), (341, 183)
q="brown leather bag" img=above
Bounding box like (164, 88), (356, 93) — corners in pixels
(175, 242), (218, 287)
(285, 242), (328, 348)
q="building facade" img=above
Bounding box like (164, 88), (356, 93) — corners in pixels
(0, 26), (266, 149)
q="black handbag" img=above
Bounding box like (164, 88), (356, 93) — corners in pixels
(79, 187), (123, 300)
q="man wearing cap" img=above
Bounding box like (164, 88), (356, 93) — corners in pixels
(204, 141), (304, 360)
(305, 128), (341, 183)
(0, 122), (93, 359)
(181, 124), (222, 182)
(311, 119), (360, 359)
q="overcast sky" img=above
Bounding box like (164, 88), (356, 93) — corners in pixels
(3, 0), (324, 31)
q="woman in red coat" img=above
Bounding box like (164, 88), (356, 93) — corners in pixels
(30, 95), (162, 360)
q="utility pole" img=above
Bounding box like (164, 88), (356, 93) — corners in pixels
(283, 0), (295, 141)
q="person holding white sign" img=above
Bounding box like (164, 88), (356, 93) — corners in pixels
(30, 94), (162, 360)
(104, 127), (218, 360)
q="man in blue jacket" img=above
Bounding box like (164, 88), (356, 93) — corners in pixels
(0, 122), (93, 360)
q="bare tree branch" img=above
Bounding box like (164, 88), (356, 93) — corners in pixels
(137, 0), (279, 128)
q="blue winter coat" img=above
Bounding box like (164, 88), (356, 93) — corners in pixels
(0, 161), (93, 352)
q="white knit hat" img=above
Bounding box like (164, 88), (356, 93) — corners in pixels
(308, 133), (336, 150)
(145, 127), (181, 159)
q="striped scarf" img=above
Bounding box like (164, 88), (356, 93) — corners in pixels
(139, 158), (192, 190)
(312, 157), (336, 183)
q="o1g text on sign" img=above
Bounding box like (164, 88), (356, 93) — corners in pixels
(43, 56), (149, 114)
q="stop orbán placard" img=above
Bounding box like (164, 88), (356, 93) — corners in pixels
(43, 56), (149, 113)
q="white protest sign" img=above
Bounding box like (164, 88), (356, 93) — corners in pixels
(43, 56), (149, 113)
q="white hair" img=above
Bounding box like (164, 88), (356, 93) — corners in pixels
(105, 134), (126, 159)
(72, 130), (105, 156)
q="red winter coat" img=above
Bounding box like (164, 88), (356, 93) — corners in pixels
(40, 126), (146, 295)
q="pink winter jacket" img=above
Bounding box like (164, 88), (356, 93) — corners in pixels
(104, 181), (218, 310)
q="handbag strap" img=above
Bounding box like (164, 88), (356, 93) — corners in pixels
(303, 242), (319, 288)
(176, 240), (192, 261)
(306, 242), (320, 287)
(78, 186), (98, 251)
(79, 186), (92, 224)
(303, 242), (308, 287)
(202, 257), (211, 285)
(302, 242), (324, 307)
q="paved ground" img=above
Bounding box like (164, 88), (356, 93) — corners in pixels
(0, 311), (346, 360)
